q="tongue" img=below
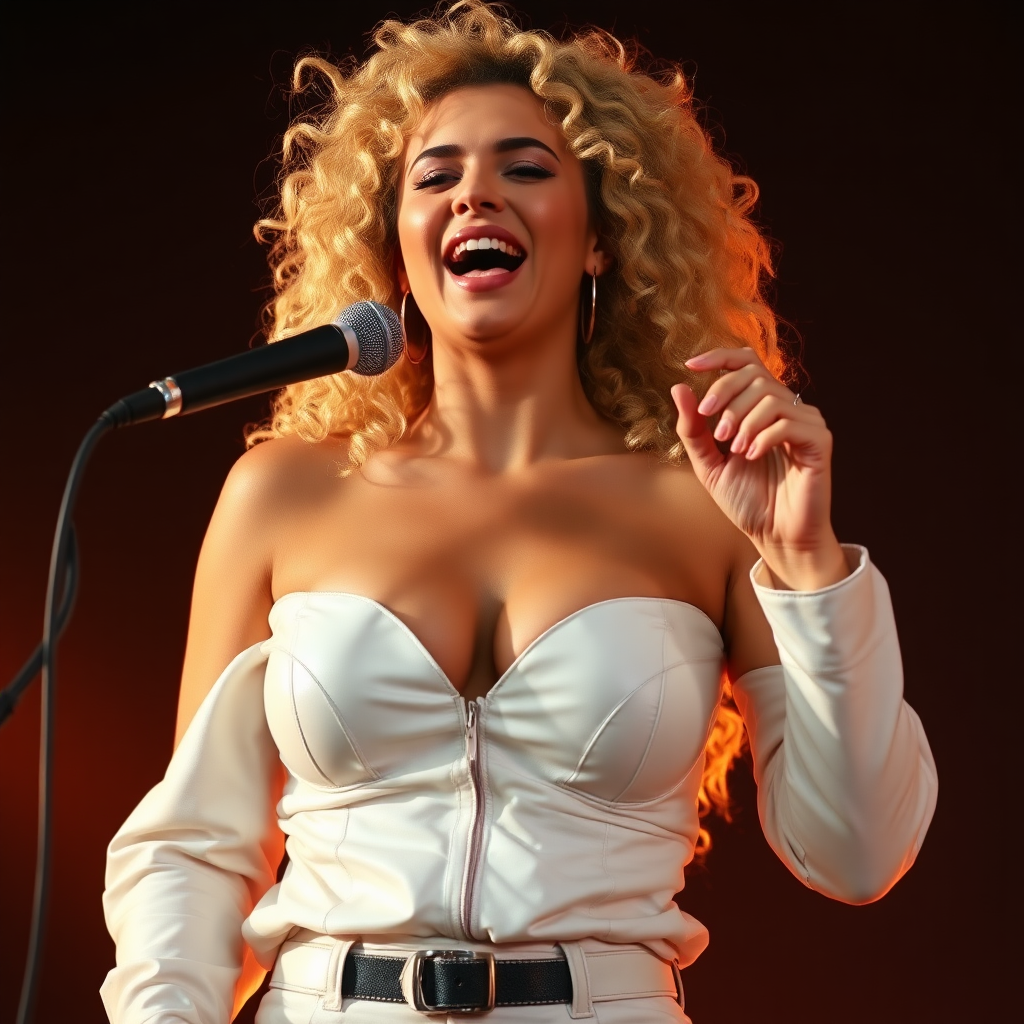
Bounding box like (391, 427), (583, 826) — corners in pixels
(461, 266), (510, 277)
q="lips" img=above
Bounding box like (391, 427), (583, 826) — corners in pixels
(443, 225), (527, 279)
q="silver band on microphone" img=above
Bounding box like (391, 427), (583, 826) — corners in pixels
(148, 377), (183, 418)
(335, 323), (360, 371)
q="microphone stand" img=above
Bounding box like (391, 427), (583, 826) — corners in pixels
(9, 415), (114, 1024)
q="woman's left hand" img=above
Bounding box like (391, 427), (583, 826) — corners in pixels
(671, 347), (848, 591)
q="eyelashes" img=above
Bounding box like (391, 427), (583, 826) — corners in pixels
(412, 170), (458, 190)
(411, 163), (556, 190)
(507, 163), (556, 180)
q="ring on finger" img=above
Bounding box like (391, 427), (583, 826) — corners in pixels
(792, 392), (803, 406)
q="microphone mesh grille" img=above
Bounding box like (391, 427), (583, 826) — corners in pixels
(334, 301), (404, 376)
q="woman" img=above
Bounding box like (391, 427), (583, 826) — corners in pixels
(101, 4), (937, 1022)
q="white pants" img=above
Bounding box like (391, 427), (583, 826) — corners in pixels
(254, 937), (691, 1024)
(255, 989), (689, 1024)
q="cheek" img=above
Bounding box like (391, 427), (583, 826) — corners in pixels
(532, 187), (590, 263)
(396, 202), (437, 278)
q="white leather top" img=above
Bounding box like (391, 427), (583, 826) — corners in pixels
(101, 546), (938, 1024)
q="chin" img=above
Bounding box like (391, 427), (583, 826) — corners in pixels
(442, 304), (531, 344)
(453, 317), (526, 344)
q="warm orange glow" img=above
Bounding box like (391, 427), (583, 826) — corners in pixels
(231, 948), (266, 1021)
(695, 674), (747, 860)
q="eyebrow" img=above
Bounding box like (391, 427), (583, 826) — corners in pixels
(407, 136), (561, 175)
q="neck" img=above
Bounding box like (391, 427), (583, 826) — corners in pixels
(410, 319), (624, 474)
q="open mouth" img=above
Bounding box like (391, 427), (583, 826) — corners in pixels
(444, 235), (527, 278)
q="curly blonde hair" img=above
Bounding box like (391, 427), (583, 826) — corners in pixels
(251, 0), (791, 853)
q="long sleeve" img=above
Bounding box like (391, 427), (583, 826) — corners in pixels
(732, 545), (937, 904)
(101, 643), (284, 1024)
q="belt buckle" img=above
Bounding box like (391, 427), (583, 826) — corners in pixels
(408, 948), (497, 1014)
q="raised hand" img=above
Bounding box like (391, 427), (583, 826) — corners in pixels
(671, 347), (848, 591)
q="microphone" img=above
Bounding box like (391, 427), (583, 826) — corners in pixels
(102, 300), (404, 428)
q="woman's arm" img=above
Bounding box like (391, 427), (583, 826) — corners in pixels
(672, 352), (937, 902)
(102, 443), (289, 1024)
(725, 539), (937, 902)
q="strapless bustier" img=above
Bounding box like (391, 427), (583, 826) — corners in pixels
(101, 547), (938, 1024)
(251, 594), (723, 964)
(265, 593), (723, 800)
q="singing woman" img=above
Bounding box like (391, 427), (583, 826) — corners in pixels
(101, 4), (937, 1021)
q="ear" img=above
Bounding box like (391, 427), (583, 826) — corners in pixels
(394, 247), (410, 293)
(585, 233), (614, 277)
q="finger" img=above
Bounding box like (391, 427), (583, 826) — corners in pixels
(684, 346), (764, 374)
(699, 368), (782, 443)
(729, 393), (818, 455)
(671, 383), (725, 485)
(743, 414), (833, 466)
(702, 371), (811, 444)
(695, 363), (763, 420)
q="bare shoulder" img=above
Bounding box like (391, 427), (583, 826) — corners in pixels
(642, 457), (763, 580)
(642, 457), (745, 554)
(207, 435), (359, 555)
(218, 434), (352, 518)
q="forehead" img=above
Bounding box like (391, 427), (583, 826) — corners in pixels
(405, 84), (566, 161)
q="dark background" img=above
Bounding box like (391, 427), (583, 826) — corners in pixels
(1, 2), (1017, 1022)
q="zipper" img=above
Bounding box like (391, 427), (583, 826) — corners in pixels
(459, 699), (485, 939)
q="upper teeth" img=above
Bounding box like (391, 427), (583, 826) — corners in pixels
(451, 237), (522, 258)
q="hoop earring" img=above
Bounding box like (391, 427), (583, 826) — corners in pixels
(580, 271), (597, 344)
(401, 290), (431, 365)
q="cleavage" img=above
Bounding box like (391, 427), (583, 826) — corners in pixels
(375, 575), (682, 700)
(389, 586), (511, 701)
(458, 592), (510, 701)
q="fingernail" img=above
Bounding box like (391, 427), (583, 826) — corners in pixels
(697, 393), (718, 415)
(685, 354), (707, 367)
(745, 443), (759, 460)
(714, 417), (731, 442)
(730, 435), (746, 454)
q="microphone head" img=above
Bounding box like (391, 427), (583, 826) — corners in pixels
(334, 301), (404, 376)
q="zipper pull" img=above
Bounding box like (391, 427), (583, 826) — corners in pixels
(466, 700), (479, 766)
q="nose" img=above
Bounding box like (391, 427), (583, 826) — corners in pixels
(450, 166), (505, 216)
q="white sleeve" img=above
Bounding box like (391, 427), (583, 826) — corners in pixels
(732, 545), (937, 904)
(100, 643), (282, 1024)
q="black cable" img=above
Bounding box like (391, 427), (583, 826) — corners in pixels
(0, 529), (80, 727)
(16, 415), (113, 1024)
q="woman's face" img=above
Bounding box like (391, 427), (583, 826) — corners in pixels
(397, 83), (601, 353)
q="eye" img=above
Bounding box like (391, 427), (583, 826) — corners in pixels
(505, 162), (555, 181)
(412, 169), (461, 190)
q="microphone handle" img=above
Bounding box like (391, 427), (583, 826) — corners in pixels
(102, 324), (355, 428)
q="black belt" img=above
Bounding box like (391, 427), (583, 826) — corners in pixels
(341, 949), (572, 1013)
